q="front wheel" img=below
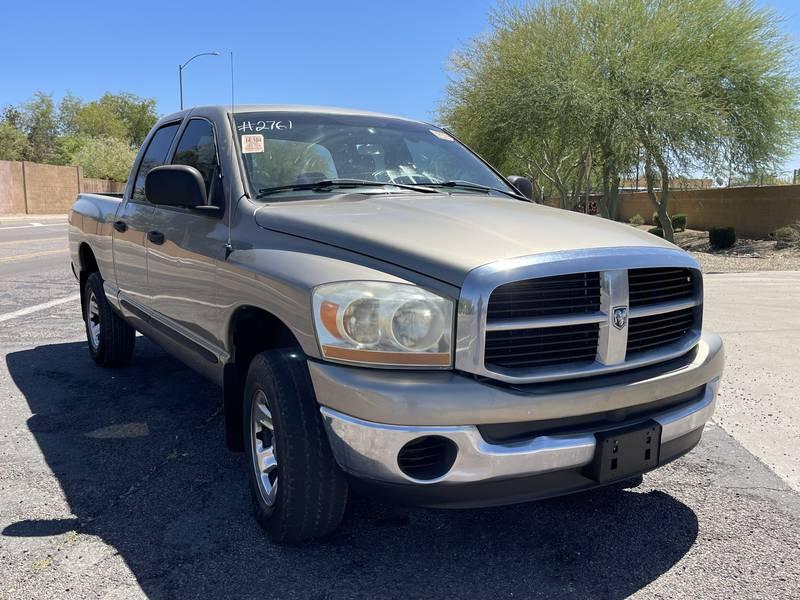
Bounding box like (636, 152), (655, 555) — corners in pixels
(244, 350), (349, 543)
(83, 272), (135, 367)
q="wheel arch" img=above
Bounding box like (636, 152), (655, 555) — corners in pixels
(223, 305), (305, 452)
(78, 243), (100, 319)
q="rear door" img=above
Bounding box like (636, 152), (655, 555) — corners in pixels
(144, 117), (228, 352)
(113, 122), (180, 309)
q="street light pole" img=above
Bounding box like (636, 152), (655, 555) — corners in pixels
(178, 51), (220, 110)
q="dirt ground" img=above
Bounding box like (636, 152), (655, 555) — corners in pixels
(637, 226), (800, 273)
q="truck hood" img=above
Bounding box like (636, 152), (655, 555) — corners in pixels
(254, 193), (676, 286)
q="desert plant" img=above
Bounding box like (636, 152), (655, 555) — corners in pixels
(771, 223), (800, 249)
(708, 227), (736, 249)
(629, 214), (645, 226)
(651, 211), (660, 226)
(647, 227), (664, 238)
(671, 213), (688, 232)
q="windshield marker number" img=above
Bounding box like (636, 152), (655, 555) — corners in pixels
(238, 120), (292, 133)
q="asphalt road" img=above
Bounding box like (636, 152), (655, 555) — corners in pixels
(1, 218), (799, 599)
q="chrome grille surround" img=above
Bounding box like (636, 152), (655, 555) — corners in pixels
(455, 247), (703, 384)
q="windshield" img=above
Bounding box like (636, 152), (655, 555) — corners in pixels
(233, 112), (515, 198)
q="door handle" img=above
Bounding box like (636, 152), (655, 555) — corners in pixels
(147, 230), (165, 245)
(113, 220), (128, 233)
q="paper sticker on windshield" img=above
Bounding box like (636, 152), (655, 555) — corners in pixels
(241, 134), (264, 153)
(430, 129), (454, 141)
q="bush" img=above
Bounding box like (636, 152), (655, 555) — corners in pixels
(647, 227), (664, 238)
(629, 214), (645, 226)
(652, 211), (660, 226)
(671, 213), (687, 232)
(708, 227), (736, 249)
(771, 224), (800, 249)
(70, 135), (136, 181)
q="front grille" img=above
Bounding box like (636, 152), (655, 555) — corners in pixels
(485, 323), (599, 369)
(628, 267), (694, 307)
(627, 307), (695, 355)
(487, 272), (601, 320)
(478, 263), (701, 381)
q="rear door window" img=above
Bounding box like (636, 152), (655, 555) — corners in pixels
(131, 123), (180, 202)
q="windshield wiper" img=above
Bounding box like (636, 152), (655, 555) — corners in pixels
(421, 180), (528, 201)
(256, 179), (436, 199)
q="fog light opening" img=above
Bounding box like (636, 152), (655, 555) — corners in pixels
(397, 435), (458, 481)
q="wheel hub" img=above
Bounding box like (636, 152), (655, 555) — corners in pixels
(251, 390), (278, 508)
(87, 292), (101, 350)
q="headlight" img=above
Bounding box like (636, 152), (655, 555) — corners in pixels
(312, 282), (454, 367)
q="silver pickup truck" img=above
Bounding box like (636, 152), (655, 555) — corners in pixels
(69, 105), (724, 542)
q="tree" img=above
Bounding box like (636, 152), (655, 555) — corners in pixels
(441, 0), (800, 241)
(619, 0), (800, 240)
(0, 106), (30, 160)
(73, 102), (129, 140)
(70, 135), (137, 181)
(441, 1), (598, 209)
(58, 92), (83, 137)
(95, 93), (158, 147)
(0, 121), (30, 161)
(22, 92), (63, 164)
(1, 90), (159, 173)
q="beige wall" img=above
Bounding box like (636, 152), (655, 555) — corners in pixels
(616, 185), (800, 238)
(0, 161), (26, 214)
(0, 160), (126, 215)
(22, 161), (81, 214)
(82, 177), (126, 195)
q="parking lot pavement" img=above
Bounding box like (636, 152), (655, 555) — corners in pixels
(0, 219), (71, 315)
(1, 236), (799, 599)
(703, 271), (800, 490)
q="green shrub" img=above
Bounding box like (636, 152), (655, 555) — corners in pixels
(652, 211), (660, 226)
(708, 227), (736, 249)
(70, 135), (136, 181)
(629, 214), (645, 226)
(771, 224), (800, 249)
(671, 213), (688, 232)
(647, 227), (664, 238)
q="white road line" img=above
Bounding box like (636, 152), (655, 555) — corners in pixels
(0, 293), (80, 323)
(0, 223), (66, 231)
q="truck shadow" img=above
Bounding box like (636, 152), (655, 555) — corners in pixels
(4, 339), (699, 599)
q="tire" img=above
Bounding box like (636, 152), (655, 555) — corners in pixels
(244, 350), (348, 543)
(83, 272), (135, 367)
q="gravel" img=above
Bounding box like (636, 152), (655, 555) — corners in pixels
(637, 227), (800, 273)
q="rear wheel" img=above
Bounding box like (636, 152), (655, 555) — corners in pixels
(83, 272), (135, 367)
(244, 350), (348, 543)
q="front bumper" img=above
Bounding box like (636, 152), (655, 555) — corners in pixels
(312, 333), (723, 503)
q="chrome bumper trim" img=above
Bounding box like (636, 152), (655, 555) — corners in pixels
(320, 380), (718, 486)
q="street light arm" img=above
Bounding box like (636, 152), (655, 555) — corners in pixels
(181, 51), (220, 70)
(178, 51), (220, 110)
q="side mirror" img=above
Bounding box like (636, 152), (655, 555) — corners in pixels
(507, 176), (534, 201)
(145, 165), (207, 208)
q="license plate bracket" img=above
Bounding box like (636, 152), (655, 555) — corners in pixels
(586, 420), (662, 483)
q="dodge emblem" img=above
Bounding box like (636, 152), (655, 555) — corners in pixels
(613, 306), (628, 330)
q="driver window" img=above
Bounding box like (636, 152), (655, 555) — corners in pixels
(172, 119), (219, 194)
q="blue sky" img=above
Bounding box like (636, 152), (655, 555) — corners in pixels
(2, 0), (799, 169)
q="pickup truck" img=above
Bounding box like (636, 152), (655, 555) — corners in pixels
(69, 105), (724, 542)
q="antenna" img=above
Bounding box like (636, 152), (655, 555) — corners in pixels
(225, 51), (234, 258)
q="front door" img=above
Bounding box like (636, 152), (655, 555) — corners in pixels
(144, 118), (228, 352)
